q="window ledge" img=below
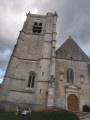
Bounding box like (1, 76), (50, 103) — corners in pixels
(25, 87), (34, 92)
(64, 83), (71, 86)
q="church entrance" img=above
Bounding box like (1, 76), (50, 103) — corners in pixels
(67, 94), (79, 111)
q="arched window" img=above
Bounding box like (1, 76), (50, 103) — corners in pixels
(32, 22), (42, 33)
(28, 72), (35, 88)
(67, 69), (74, 83)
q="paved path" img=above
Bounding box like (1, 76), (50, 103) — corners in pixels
(73, 111), (90, 120)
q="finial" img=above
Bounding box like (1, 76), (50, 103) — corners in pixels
(68, 36), (73, 40)
(26, 11), (31, 16)
(54, 11), (58, 16)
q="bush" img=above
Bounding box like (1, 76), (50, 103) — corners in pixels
(83, 105), (90, 112)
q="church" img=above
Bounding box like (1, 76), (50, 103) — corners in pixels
(0, 11), (90, 112)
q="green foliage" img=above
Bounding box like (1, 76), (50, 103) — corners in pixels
(83, 105), (90, 112)
(0, 111), (80, 120)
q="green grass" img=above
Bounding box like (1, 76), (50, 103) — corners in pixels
(0, 111), (80, 120)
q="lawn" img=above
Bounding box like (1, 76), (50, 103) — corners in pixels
(0, 110), (80, 120)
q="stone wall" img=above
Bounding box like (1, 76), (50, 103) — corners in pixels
(55, 58), (90, 111)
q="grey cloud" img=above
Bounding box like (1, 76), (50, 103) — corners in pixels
(0, 40), (13, 71)
(0, 0), (90, 83)
(55, 0), (90, 51)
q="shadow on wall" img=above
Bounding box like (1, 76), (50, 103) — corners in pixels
(88, 64), (90, 82)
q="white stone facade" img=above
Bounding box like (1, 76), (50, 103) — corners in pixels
(0, 12), (90, 112)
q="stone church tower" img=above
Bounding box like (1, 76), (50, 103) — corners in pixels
(0, 12), (90, 112)
(0, 11), (58, 111)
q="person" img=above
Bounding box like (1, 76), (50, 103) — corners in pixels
(21, 110), (29, 120)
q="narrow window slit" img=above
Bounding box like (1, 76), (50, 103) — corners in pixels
(42, 72), (44, 76)
(40, 89), (41, 93)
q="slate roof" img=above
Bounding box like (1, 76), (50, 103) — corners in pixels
(56, 36), (90, 62)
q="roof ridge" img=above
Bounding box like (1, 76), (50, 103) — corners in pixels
(56, 37), (90, 62)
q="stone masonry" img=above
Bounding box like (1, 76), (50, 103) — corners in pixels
(0, 12), (90, 112)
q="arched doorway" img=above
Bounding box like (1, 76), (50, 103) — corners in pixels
(67, 94), (79, 111)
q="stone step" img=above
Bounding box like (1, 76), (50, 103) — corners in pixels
(72, 111), (90, 120)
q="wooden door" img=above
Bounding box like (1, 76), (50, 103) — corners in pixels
(67, 94), (79, 111)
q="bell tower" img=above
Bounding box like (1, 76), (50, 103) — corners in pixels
(0, 11), (58, 111)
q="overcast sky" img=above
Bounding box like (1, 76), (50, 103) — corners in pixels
(0, 0), (90, 83)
